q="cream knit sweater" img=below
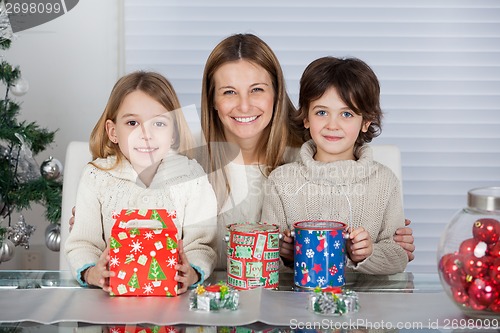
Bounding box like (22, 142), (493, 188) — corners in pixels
(261, 140), (408, 275)
(215, 163), (267, 270)
(64, 153), (218, 284)
(214, 147), (300, 270)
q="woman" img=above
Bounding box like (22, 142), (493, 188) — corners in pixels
(198, 34), (414, 270)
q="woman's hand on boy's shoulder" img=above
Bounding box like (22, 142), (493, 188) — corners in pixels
(394, 219), (415, 262)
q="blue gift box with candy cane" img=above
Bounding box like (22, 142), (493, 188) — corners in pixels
(293, 220), (347, 289)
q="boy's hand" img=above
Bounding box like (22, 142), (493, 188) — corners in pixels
(279, 229), (294, 262)
(347, 227), (373, 264)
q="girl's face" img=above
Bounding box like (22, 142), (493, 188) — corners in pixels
(213, 60), (274, 147)
(106, 90), (176, 174)
(304, 87), (371, 163)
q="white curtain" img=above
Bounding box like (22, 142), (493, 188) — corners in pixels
(123, 0), (500, 273)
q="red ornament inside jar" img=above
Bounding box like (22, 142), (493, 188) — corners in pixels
(437, 187), (500, 319)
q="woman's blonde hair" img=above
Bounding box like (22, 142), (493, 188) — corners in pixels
(89, 71), (194, 168)
(200, 34), (302, 209)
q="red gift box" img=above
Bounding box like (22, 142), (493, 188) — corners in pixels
(109, 209), (179, 297)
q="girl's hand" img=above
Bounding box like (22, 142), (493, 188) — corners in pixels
(85, 247), (115, 292)
(394, 218), (415, 261)
(279, 229), (294, 263)
(175, 240), (200, 294)
(347, 227), (373, 264)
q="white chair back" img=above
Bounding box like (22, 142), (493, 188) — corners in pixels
(59, 141), (92, 270)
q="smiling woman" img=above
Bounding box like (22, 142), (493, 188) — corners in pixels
(199, 34), (304, 270)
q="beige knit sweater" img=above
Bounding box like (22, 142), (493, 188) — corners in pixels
(261, 140), (408, 275)
(64, 153), (218, 285)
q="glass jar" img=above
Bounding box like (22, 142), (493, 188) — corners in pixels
(437, 187), (500, 318)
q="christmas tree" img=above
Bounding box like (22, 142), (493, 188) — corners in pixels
(110, 236), (122, 252)
(150, 209), (167, 228)
(0, 10), (62, 260)
(128, 269), (140, 290)
(148, 256), (166, 281)
(166, 236), (177, 251)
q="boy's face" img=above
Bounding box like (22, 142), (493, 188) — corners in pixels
(106, 90), (176, 174)
(304, 87), (371, 162)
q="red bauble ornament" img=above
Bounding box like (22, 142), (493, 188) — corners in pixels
(439, 253), (454, 272)
(451, 287), (469, 305)
(473, 218), (500, 244)
(459, 238), (479, 256)
(489, 298), (500, 313)
(469, 298), (488, 311)
(488, 242), (500, 258)
(463, 255), (493, 278)
(439, 253), (467, 288)
(490, 257), (500, 284)
(468, 277), (499, 307)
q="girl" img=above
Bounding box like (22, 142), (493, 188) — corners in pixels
(65, 71), (217, 294)
(261, 57), (408, 274)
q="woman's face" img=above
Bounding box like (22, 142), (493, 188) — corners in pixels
(213, 60), (274, 147)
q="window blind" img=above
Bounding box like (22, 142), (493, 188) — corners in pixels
(123, 0), (500, 273)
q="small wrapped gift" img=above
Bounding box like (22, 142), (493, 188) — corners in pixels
(308, 286), (359, 315)
(109, 209), (179, 297)
(189, 283), (240, 311)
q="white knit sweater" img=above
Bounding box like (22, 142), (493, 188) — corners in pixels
(261, 140), (408, 275)
(215, 162), (267, 270)
(64, 153), (218, 284)
(213, 147), (301, 270)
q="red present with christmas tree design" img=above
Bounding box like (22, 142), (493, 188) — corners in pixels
(109, 209), (179, 297)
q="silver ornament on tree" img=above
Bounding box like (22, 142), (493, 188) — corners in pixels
(45, 223), (60, 252)
(7, 215), (36, 249)
(14, 133), (41, 183)
(40, 156), (63, 180)
(10, 76), (29, 96)
(0, 238), (15, 263)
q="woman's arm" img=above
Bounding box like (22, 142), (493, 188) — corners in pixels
(180, 170), (218, 284)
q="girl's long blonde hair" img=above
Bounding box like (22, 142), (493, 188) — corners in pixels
(90, 71), (194, 169)
(200, 34), (303, 209)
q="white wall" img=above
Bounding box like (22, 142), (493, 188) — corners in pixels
(0, 0), (120, 269)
